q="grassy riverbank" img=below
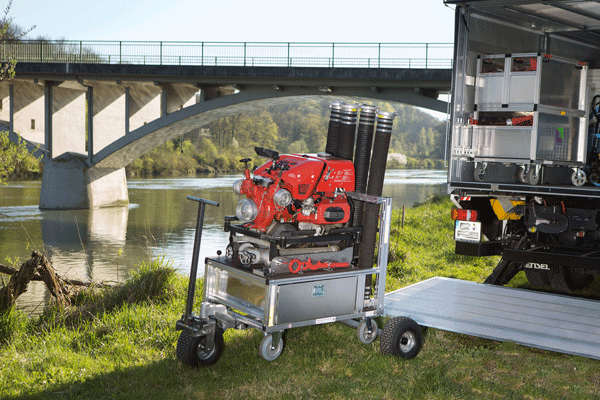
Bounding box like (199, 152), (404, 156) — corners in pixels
(2, 197), (600, 399)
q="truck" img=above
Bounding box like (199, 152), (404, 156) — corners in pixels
(444, 0), (600, 293)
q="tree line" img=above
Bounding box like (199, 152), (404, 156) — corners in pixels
(126, 99), (447, 177)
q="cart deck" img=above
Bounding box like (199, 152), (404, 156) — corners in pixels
(384, 277), (600, 359)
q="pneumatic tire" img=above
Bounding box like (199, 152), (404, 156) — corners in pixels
(380, 317), (422, 359)
(176, 326), (224, 367)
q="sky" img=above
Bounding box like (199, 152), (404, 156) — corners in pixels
(9, 0), (456, 119)
(9, 0), (456, 43)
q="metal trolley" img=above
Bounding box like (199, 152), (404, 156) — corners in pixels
(175, 194), (392, 365)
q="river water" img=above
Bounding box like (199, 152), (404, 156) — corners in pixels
(0, 169), (446, 312)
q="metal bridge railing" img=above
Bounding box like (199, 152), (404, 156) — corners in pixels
(3, 40), (454, 69)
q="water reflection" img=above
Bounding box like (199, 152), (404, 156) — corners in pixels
(0, 171), (446, 312)
(41, 206), (129, 282)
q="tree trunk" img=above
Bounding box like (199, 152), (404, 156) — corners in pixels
(0, 251), (78, 312)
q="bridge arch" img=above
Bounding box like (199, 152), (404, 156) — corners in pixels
(92, 86), (447, 170)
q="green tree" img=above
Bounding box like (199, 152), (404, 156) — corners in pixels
(0, 131), (41, 182)
(0, 0), (35, 81)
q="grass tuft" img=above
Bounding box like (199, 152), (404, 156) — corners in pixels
(39, 256), (178, 328)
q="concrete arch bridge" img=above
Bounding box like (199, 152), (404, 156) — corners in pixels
(6, 42), (452, 209)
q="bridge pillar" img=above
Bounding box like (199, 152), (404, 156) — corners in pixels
(40, 153), (128, 209)
(39, 81), (128, 210)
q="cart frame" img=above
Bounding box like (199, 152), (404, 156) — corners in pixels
(176, 193), (392, 364)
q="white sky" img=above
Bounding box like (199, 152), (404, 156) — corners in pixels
(11, 1), (456, 119)
(10, 1), (457, 43)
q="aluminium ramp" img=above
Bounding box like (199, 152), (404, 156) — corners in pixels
(384, 277), (600, 360)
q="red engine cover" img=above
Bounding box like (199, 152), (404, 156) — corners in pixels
(239, 153), (355, 232)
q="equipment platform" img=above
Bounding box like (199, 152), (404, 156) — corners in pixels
(384, 277), (600, 359)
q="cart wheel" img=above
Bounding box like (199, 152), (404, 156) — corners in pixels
(526, 165), (540, 185)
(357, 319), (378, 344)
(571, 168), (586, 187)
(259, 333), (284, 361)
(590, 172), (600, 186)
(380, 317), (422, 359)
(176, 326), (224, 367)
(514, 166), (527, 183)
(473, 163), (487, 182)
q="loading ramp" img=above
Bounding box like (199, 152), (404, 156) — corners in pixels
(384, 277), (600, 360)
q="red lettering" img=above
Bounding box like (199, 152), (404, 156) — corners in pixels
(288, 258), (350, 273)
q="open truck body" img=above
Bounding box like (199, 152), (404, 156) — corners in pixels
(445, 0), (600, 292)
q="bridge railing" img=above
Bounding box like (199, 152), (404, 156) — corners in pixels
(2, 40), (454, 68)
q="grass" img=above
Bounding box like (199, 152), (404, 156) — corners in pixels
(2, 196), (600, 399)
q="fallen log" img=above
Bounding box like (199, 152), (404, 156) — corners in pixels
(0, 251), (108, 312)
(0, 264), (102, 288)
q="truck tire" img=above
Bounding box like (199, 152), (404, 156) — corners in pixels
(548, 266), (594, 293)
(524, 268), (551, 287)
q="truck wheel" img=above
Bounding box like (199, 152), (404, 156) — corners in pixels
(176, 327), (225, 367)
(380, 317), (422, 359)
(524, 268), (551, 287)
(357, 318), (378, 344)
(548, 266), (594, 293)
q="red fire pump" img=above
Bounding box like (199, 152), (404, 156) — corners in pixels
(235, 147), (355, 232)
(225, 147), (359, 272)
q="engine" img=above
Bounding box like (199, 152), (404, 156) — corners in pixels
(225, 147), (357, 271)
(233, 147), (355, 234)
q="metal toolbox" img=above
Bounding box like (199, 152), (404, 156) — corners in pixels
(202, 257), (378, 331)
(474, 53), (586, 112)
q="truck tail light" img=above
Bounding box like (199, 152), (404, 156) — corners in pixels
(451, 208), (478, 221)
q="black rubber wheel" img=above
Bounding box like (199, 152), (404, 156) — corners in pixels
(474, 165), (486, 182)
(380, 317), (423, 359)
(514, 166), (527, 184)
(524, 268), (551, 287)
(176, 326), (224, 367)
(590, 172), (600, 186)
(548, 266), (594, 293)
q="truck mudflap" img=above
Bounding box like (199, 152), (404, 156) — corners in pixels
(455, 240), (504, 257)
(502, 247), (600, 272)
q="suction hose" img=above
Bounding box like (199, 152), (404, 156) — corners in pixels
(325, 101), (344, 157)
(352, 104), (378, 227)
(336, 103), (359, 161)
(357, 111), (397, 296)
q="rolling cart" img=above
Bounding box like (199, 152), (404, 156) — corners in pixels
(175, 194), (392, 366)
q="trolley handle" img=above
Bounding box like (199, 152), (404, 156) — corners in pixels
(183, 196), (219, 327)
(186, 195), (220, 207)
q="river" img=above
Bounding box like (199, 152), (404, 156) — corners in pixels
(0, 170), (446, 312)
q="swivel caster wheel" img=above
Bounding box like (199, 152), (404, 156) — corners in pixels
(259, 332), (284, 361)
(357, 318), (378, 344)
(525, 165), (541, 185)
(571, 168), (586, 187)
(473, 162), (487, 182)
(176, 326), (225, 367)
